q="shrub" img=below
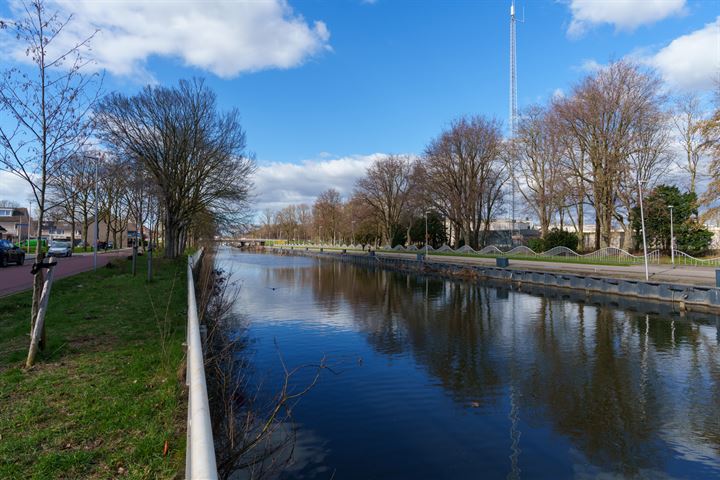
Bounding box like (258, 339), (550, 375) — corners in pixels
(543, 229), (579, 251)
(527, 238), (545, 252)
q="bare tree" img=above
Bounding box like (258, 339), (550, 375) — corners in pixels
(48, 161), (80, 247)
(700, 84), (720, 222)
(672, 93), (707, 194)
(313, 189), (342, 244)
(512, 105), (565, 237)
(0, 0), (100, 362)
(354, 155), (413, 245)
(296, 204), (313, 242)
(616, 107), (672, 249)
(420, 115), (505, 249)
(275, 205), (299, 241)
(97, 78), (255, 257)
(555, 61), (665, 248)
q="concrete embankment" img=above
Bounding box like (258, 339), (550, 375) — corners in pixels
(271, 247), (720, 314)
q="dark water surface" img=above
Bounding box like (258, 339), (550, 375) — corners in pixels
(217, 248), (720, 479)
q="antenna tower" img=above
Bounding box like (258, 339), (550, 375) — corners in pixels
(509, 0), (519, 245)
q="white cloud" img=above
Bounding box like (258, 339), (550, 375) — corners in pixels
(2, 0), (331, 79)
(649, 17), (720, 91)
(0, 171), (33, 204)
(253, 153), (388, 213)
(567, 0), (685, 37)
(578, 58), (604, 72)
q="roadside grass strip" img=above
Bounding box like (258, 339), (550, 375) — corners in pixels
(0, 257), (187, 479)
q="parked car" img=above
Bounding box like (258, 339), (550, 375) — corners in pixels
(0, 239), (25, 266)
(48, 241), (73, 257)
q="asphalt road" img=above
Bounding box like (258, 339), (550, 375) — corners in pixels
(0, 250), (129, 298)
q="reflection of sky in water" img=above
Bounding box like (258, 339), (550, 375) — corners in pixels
(216, 247), (720, 479)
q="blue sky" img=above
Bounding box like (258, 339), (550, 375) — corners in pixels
(1, 0), (719, 211)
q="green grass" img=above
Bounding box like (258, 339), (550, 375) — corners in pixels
(0, 256), (188, 479)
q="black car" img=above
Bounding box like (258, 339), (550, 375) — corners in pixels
(0, 239), (25, 267)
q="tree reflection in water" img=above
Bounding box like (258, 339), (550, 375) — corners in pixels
(241, 253), (720, 477)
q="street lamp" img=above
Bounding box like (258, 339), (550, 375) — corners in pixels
(637, 178), (649, 281)
(669, 205), (675, 267)
(93, 154), (100, 271)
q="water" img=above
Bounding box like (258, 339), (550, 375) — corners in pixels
(217, 248), (720, 479)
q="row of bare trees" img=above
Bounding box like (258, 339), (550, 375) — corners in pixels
(43, 152), (164, 250)
(253, 116), (508, 249)
(253, 61), (718, 252)
(512, 61), (719, 250)
(0, 1), (256, 367)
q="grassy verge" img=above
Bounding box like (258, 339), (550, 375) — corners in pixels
(0, 256), (188, 479)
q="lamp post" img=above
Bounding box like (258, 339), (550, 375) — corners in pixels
(669, 205), (675, 267)
(637, 178), (649, 281)
(93, 154), (100, 272)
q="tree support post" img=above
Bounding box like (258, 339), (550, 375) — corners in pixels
(26, 262), (57, 368)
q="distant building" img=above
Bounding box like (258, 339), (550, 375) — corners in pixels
(0, 206), (30, 243)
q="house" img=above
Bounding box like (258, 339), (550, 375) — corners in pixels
(0, 206), (30, 243)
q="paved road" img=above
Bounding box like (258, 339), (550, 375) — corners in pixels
(0, 250), (129, 298)
(280, 247), (720, 288)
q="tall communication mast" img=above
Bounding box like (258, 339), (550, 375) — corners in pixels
(508, 0), (520, 245)
(509, 0), (518, 138)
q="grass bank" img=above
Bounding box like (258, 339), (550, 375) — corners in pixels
(0, 256), (188, 479)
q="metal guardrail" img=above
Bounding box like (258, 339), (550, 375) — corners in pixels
(185, 248), (218, 480)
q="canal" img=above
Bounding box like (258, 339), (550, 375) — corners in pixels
(217, 247), (720, 479)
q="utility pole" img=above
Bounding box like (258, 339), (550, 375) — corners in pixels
(669, 205), (675, 267)
(93, 154), (100, 272)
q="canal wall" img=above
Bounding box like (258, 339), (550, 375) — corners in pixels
(272, 248), (720, 314)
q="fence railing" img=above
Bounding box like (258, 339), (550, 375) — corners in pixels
(186, 248), (218, 480)
(283, 243), (664, 265)
(676, 251), (720, 266)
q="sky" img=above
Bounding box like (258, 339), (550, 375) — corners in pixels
(0, 0), (719, 214)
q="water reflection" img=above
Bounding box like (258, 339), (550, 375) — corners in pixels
(222, 250), (720, 479)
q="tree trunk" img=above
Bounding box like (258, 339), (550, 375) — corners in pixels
(594, 216), (600, 250)
(621, 221), (633, 251)
(31, 207), (46, 351)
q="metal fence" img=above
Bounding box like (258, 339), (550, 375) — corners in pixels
(186, 248), (218, 480)
(676, 251), (720, 266)
(286, 243), (663, 265)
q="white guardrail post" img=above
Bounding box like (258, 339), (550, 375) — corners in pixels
(185, 248), (218, 480)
